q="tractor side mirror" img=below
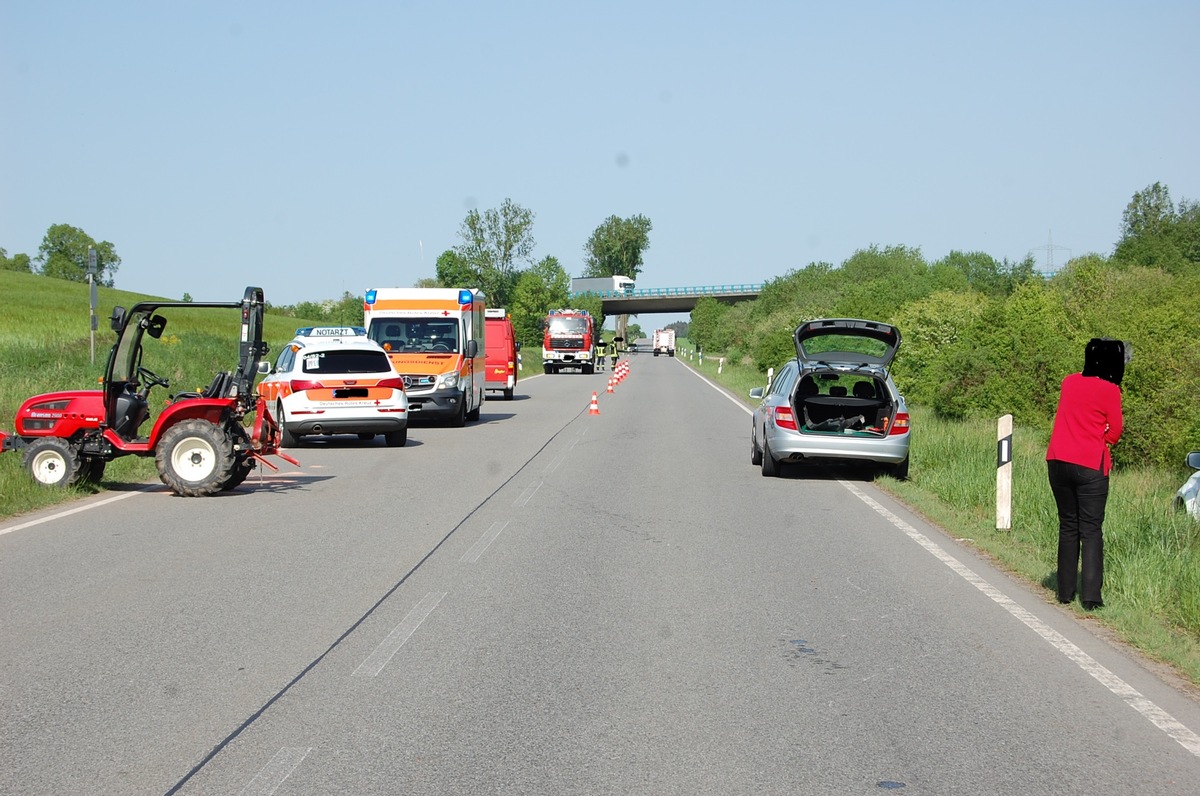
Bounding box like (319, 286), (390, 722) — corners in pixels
(110, 306), (127, 331)
(144, 315), (168, 339)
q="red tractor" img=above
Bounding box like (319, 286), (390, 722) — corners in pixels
(0, 286), (298, 496)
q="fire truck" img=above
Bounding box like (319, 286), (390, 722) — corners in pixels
(542, 309), (596, 374)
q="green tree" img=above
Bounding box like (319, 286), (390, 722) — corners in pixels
(435, 249), (479, 289)
(35, 224), (120, 286)
(1113, 182), (1200, 273)
(453, 198), (536, 307)
(689, 296), (731, 351)
(582, 214), (653, 281)
(0, 248), (33, 273)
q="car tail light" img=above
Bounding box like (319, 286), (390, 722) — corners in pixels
(289, 379), (323, 392)
(889, 412), (910, 435)
(375, 376), (406, 391)
(773, 406), (798, 431)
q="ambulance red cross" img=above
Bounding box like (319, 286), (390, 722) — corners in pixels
(257, 326), (409, 448)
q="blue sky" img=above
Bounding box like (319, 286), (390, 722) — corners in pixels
(2, 1), (1197, 311)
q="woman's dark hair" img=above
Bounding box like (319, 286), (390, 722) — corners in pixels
(1082, 338), (1128, 386)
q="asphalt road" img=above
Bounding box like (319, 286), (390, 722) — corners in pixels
(3, 354), (1200, 795)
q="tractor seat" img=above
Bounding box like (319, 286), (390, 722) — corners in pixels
(174, 371), (233, 401)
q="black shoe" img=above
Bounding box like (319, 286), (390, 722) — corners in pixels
(1057, 595), (1074, 605)
(1082, 601), (1104, 611)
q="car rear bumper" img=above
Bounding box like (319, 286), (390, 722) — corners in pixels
(764, 426), (910, 465)
(287, 416), (407, 435)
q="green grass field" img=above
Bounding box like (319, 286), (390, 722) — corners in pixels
(676, 339), (1200, 687)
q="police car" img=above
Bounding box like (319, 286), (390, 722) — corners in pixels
(258, 326), (409, 447)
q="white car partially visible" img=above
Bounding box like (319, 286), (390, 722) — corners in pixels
(1174, 451), (1200, 519)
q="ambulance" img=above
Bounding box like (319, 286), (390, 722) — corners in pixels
(484, 308), (519, 400)
(363, 288), (486, 426)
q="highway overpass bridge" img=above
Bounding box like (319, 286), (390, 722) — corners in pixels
(568, 283), (763, 315)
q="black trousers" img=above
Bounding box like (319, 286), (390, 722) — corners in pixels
(1047, 459), (1109, 605)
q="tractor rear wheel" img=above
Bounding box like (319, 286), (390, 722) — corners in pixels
(22, 437), (83, 488)
(157, 419), (235, 496)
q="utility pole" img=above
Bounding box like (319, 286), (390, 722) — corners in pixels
(1029, 230), (1071, 276)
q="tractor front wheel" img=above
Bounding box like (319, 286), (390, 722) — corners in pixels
(22, 437), (82, 488)
(157, 419), (235, 497)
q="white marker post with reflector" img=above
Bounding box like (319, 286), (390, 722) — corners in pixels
(997, 414), (1013, 530)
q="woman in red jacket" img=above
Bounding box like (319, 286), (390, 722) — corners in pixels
(1046, 338), (1130, 610)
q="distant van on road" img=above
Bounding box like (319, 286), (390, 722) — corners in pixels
(485, 308), (519, 400)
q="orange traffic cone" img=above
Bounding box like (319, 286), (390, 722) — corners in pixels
(589, 391), (601, 415)
(606, 378), (614, 394)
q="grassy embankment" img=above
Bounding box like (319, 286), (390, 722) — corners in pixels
(0, 271), (314, 517)
(675, 339), (1200, 689)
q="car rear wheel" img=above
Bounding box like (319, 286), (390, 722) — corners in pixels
(888, 456), (910, 481)
(504, 387), (514, 400)
(760, 437), (780, 477)
(384, 427), (408, 447)
(277, 402), (301, 447)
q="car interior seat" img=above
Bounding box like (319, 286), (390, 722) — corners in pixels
(852, 381), (876, 399)
(829, 385), (848, 397)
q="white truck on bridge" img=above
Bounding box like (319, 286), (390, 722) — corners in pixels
(571, 275), (635, 296)
(653, 328), (676, 357)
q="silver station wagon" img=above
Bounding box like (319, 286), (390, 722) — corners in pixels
(750, 318), (911, 478)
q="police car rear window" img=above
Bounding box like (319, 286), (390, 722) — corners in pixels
(302, 350), (392, 374)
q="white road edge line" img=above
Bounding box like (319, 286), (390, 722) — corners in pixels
(461, 520), (510, 563)
(240, 746), (311, 796)
(0, 488), (150, 537)
(352, 591), (446, 678)
(841, 479), (1200, 758)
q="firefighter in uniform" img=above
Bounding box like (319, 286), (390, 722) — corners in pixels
(595, 339), (607, 371)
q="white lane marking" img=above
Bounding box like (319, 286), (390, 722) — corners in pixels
(0, 488), (150, 538)
(240, 746), (311, 795)
(841, 479), (1200, 758)
(542, 453), (567, 474)
(461, 521), (510, 563)
(352, 591), (446, 678)
(514, 482), (543, 507)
